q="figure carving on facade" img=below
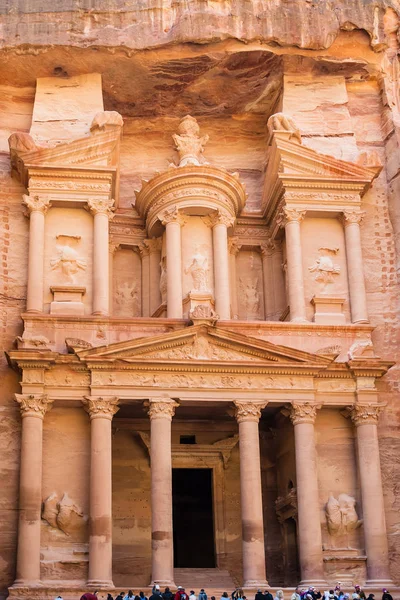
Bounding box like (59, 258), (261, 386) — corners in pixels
(267, 112), (302, 144)
(240, 277), (260, 319)
(50, 235), (87, 284)
(308, 247), (340, 291)
(42, 492), (86, 536)
(172, 115), (209, 166)
(325, 493), (362, 546)
(185, 249), (210, 292)
(115, 281), (140, 316)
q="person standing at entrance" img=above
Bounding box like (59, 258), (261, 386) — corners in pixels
(175, 587), (188, 600)
(199, 589), (207, 600)
(189, 591), (197, 600)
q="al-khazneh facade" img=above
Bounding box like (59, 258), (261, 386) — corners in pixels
(1, 8), (400, 599)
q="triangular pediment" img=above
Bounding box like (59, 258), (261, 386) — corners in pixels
(76, 325), (332, 368)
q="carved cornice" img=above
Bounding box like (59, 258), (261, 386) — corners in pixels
(146, 398), (179, 420)
(22, 193), (51, 215)
(342, 209), (366, 226)
(289, 401), (321, 425)
(87, 197), (115, 218)
(347, 403), (383, 426)
(15, 393), (53, 419)
(234, 400), (267, 423)
(82, 396), (119, 420)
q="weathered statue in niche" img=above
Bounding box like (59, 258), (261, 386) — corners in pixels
(325, 493), (362, 548)
(115, 281), (140, 316)
(240, 277), (260, 319)
(185, 250), (210, 293)
(50, 235), (86, 284)
(309, 247), (341, 291)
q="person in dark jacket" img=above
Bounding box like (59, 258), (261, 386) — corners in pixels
(150, 589), (163, 600)
(107, 595), (114, 600)
(366, 595), (375, 600)
(382, 590), (393, 600)
(115, 594), (124, 600)
(255, 591), (264, 600)
(264, 590), (273, 600)
(163, 588), (173, 600)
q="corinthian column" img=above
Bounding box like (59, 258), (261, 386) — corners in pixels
(161, 207), (186, 319)
(289, 402), (326, 586)
(342, 210), (369, 323)
(87, 198), (115, 316)
(234, 401), (268, 588)
(139, 242), (150, 317)
(209, 211), (234, 320)
(281, 208), (307, 322)
(22, 194), (51, 313)
(14, 393), (53, 586)
(229, 238), (241, 320)
(144, 238), (162, 316)
(260, 242), (275, 320)
(348, 404), (393, 585)
(82, 396), (119, 588)
(147, 397), (179, 586)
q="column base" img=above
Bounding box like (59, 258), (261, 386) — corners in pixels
(11, 580), (42, 588)
(151, 580), (176, 588)
(87, 579), (114, 589)
(243, 580), (269, 589)
(365, 580), (395, 587)
(299, 579), (328, 587)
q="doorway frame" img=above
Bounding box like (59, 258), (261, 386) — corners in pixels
(172, 448), (227, 568)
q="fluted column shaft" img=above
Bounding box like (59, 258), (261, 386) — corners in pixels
(271, 243), (286, 319)
(83, 396), (119, 588)
(14, 394), (53, 585)
(140, 244), (150, 317)
(23, 195), (51, 313)
(282, 208), (307, 322)
(343, 210), (369, 323)
(147, 398), (178, 586)
(229, 238), (241, 320)
(290, 402), (326, 586)
(108, 243), (120, 316)
(234, 401), (268, 588)
(161, 208), (185, 319)
(261, 243), (275, 320)
(349, 404), (393, 584)
(88, 198), (114, 316)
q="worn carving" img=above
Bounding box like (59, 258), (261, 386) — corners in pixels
(189, 304), (219, 323)
(90, 110), (123, 131)
(289, 402), (321, 425)
(146, 398), (179, 420)
(172, 115), (209, 166)
(212, 434), (239, 468)
(16, 335), (51, 349)
(14, 394), (53, 419)
(267, 112), (302, 144)
(87, 197), (115, 217)
(203, 209), (235, 229)
(309, 247), (341, 291)
(325, 493), (362, 540)
(342, 209), (366, 226)
(115, 281), (140, 317)
(51, 235), (87, 284)
(160, 205), (187, 226)
(240, 277), (260, 319)
(185, 250), (210, 292)
(82, 396), (119, 420)
(22, 193), (51, 215)
(278, 207), (307, 227)
(234, 400), (267, 422)
(348, 339), (374, 360)
(42, 492), (86, 536)
(65, 338), (92, 353)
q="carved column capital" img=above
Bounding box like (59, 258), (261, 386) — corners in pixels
(203, 210), (235, 229)
(347, 403), (383, 426)
(228, 237), (242, 256)
(234, 400), (267, 423)
(82, 396), (120, 420)
(342, 209), (366, 226)
(109, 242), (121, 255)
(144, 238), (162, 254)
(289, 402), (321, 425)
(279, 207), (307, 227)
(146, 398), (179, 420)
(22, 194), (51, 215)
(138, 241), (150, 258)
(159, 205), (187, 226)
(260, 240), (277, 257)
(15, 393), (53, 419)
(87, 197), (115, 218)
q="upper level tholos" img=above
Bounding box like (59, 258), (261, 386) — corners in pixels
(8, 74), (382, 329)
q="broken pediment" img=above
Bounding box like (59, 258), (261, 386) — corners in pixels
(75, 324), (332, 369)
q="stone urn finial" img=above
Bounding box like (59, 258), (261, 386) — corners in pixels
(172, 115), (209, 167)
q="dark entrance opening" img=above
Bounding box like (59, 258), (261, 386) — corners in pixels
(172, 468), (216, 568)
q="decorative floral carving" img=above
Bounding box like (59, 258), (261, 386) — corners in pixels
(82, 396), (119, 420)
(51, 235), (87, 284)
(172, 115), (209, 166)
(203, 210), (235, 229)
(146, 398), (179, 420)
(342, 209), (366, 226)
(160, 205), (187, 226)
(347, 403), (383, 426)
(87, 197), (115, 218)
(289, 401), (321, 425)
(185, 249), (210, 292)
(267, 112), (302, 144)
(234, 400), (267, 423)
(22, 193), (51, 215)
(15, 394), (53, 419)
(309, 247), (341, 291)
(280, 207), (307, 225)
(325, 493), (362, 539)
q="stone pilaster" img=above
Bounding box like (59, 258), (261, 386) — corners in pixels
(160, 206), (186, 318)
(280, 207), (307, 322)
(342, 209), (369, 323)
(87, 198), (115, 316)
(206, 210), (235, 320)
(228, 237), (241, 320)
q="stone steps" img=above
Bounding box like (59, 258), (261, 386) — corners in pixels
(173, 568), (236, 592)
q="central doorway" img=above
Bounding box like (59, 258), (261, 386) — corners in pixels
(172, 468), (216, 568)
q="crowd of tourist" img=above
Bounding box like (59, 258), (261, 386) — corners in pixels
(54, 583), (395, 600)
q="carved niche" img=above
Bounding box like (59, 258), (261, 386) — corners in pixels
(236, 250), (264, 320)
(113, 248), (142, 317)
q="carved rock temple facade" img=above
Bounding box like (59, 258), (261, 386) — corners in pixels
(1, 5), (400, 600)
